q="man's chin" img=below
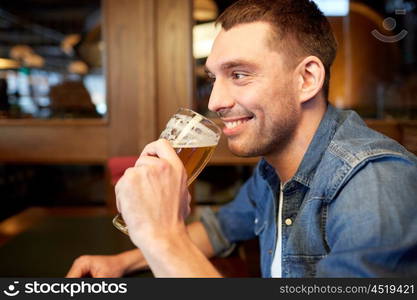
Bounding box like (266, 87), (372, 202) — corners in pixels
(227, 140), (260, 158)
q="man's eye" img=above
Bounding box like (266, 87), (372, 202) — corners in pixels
(232, 73), (246, 80)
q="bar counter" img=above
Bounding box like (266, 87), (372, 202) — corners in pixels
(0, 207), (251, 277)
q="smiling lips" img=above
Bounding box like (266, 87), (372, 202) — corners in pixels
(222, 117), (253, 131)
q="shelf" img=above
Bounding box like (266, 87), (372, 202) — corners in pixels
(0, 118), (108, 127)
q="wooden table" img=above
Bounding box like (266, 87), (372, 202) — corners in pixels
(0, 206), (251, 277)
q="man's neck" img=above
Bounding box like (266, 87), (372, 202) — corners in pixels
(265, 99), (327, 183)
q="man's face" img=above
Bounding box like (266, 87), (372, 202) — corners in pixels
(205, 22), (300, 157)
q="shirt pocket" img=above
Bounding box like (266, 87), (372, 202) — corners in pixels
(283, 255), (327, 278)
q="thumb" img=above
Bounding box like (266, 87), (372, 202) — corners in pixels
(92, 269), (113, 278)
(66, 262), (90, 278)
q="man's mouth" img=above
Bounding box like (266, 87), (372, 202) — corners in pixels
(222, 117), (253, 130)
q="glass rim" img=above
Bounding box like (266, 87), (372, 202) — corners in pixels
(175, 107), (221, 132)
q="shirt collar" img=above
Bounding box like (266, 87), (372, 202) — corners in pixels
(259, 158), (278, 188)
(292, 104), (339, 187)
(259, 104), (340, 189)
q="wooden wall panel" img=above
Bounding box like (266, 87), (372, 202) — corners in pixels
(0, 0), (159, 163)
(105, 0), (158, 157)
(328, 17), (348, 109)
(0, 0), (191, 163)
(156, 0), (194, 132)
(0, 124), (107, 163)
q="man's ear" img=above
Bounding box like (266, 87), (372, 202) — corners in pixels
(295, 56), (325, 104)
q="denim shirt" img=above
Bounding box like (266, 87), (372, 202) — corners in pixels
(201, 104), (417, 277)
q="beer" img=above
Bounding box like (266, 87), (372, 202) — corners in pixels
(112, 145), (217, 235)
(175, 145), (217, 185)
(164, 110), (220, 185)
(113, 108), (221, 235)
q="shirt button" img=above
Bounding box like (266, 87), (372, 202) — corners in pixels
(285, 218), (293, 226)
(254, 218), (258, 224)
(268, 250), (273, 254)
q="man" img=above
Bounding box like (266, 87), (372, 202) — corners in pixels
(67, 0), (417, 277)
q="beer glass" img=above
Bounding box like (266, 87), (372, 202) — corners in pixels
(113, 108), (222, 234)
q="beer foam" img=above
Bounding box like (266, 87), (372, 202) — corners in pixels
(160, 113), (220, 147)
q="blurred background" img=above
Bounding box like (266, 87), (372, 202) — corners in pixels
(0, 0), (416, 277)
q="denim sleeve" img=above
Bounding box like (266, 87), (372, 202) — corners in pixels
(200, 165), (262, 257)
(200, 207), (236, 257)
(316, 156), (417, 277)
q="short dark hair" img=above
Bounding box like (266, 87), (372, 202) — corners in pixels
(216, 0), (337, 99)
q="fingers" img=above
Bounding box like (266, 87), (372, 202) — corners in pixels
(134, 155), (164, 168)
(66, 257), (90, 278)
(114, 139), (190, 237)
(184, 191), (192, 217)
(185, 190), (192, 209)
(116, 160), (178, 214)
(136, 139), (181, 169)
(66, 265), (82, 278)
(92, 271), (113, 278)
(115, 158), (165, 214)
(65, 267), (81, 278)
(115, 179), (122, 213)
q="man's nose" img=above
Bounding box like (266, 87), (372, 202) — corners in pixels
(208, 79), (234, 113)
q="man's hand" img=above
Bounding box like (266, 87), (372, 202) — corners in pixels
(66, 249), (148, 278)
(66, 255), (128, 278)
(114, 139), (220, 277)
(115, 139), (191, 248)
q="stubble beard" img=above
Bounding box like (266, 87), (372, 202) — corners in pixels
(228, 99), (299, 158)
